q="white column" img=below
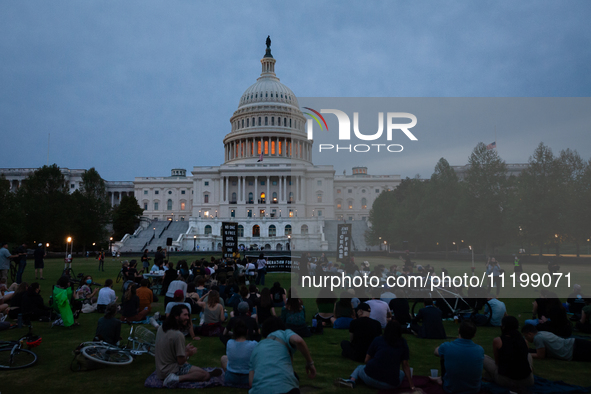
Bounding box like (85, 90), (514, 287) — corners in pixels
(296, 176), (299, 202)
(284, 176), (287, 202)
(238, 176), (241, 202)
(254, 176), (258, 205)
(242, 176), (246, 202)
(279, 176), (282, 202)
(224, 177), (228, 202)
(266, 176), (270, 207)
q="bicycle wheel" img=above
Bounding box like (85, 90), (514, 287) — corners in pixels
(81, 344), (133, 365)
(116, 270), (123, 283)
(0, 347), (38, 369)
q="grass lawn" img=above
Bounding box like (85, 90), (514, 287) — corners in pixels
(1, 255), (591, 393)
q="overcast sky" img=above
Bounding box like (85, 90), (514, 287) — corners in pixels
(1, 1), (590, 181)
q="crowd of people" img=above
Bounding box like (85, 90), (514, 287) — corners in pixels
(1, 248), (590, 394)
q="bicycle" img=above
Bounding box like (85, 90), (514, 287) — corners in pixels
(9, 260), (17, 283)
(76, 325), (156, 367)
(0, 325), (42, 370)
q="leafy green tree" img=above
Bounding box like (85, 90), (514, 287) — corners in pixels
(112, 195), (144, 241)
(462, 143), (510, 256)
(72, 168), (111, 252)
(515, 143), (562, 256)
(17, 164), (71, 246)
(557, 149), (590, 256)
(0, 175), (25, 243)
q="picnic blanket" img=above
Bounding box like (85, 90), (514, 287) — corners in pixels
(379, 375), (591, 394)
(144, 368), (249, 389)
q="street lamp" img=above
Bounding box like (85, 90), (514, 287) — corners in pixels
(193, 235), (197, 252)
(66, 236), (73, 258)
(109, 237), (113, 254)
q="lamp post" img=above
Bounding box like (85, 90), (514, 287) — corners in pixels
(109, 237), (113, 255)
(193, 235), (197, 252)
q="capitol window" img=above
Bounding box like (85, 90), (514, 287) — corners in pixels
(231, 209), (235, 218)
(167, 199), (172, 210)
(181, 190), (185, 194)
(246, 118), (249, 127)
(265, 117), (268, 125)
(317, 180), (322, 186)
(204, 194), (209, 203)
(242, 119), (244, 128)
(154, 202), (159, 211)
(144, 203), (148, 210)
(247, 209), (252, 218)
(285, 224), (292, 235)
(271, 117), (274, 125)
(348, 189), (352, 193)
(317, 210), (322, 217)
(265, 92), (268, 97)
(269, 225), (276, 237)
(348, 201), (353, 209)
(155, 190), (159, 195)
(231, 192), (237, 202)
(337, 202), (342, 209)
(290, 119), (292, 127)
(361, 198), (367, 209)
(272, 180), (277, 185)
(168, 190), (172, 194)
(248, 192), (253, 203)
(204, 225), (212, 235)
(181, 202), (186, 210)
(361, 189), (366, 193)
(301, 224), (308, 235)
(337, 189), (341, 194)
(204, 181), (209, 186)
(278, 117), (281, 126)
(375, 189), (379, 193)
(317, 193), (322, 203)
(238, 225), (244, 237)
(258, 117), (261, 126)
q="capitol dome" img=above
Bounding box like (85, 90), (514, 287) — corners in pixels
(224, 37), (311, 165)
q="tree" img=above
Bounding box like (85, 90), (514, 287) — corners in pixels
(515, 143), (562, 256)
(462, 143), (510, 256)
(17, 164), (71, 246)
(112, 195), (144, 241)
(425, 158), (462, 258)
(0, 175), (25, 243)
(72, 168), (111, 252)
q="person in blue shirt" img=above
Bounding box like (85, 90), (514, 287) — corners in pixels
(221, 319), (258, 387)
(434, 321), (484, 394)
(248, 317), (316, 394)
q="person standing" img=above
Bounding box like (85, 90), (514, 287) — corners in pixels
(97, 249), (105, 272)
(0, 243), (18, 281)
(34, 243), (46, 280)
(255, 253), (267, 285)
(16, 243), (27, 284)
(141, 249), (150, 271)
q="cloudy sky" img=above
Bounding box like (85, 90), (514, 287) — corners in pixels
(1, 1), (590, 181)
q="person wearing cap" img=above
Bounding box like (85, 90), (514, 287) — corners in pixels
(341, 302), (382, 362)
(220, 301), (260, 345)
(34, 243), (46, 280)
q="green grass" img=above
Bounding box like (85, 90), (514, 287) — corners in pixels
(1, 256), (591, 393)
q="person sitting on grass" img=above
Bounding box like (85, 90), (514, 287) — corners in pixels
(220, 301), (260, 345)
(333, 291), (355, 329)
(6, 282), (28, 319)
(576, 298), (591, 333)
(126, 260), (144, 285)
(156, 304), (222, 388)
(314, 287), (337, 327)
(120, 283), (149, 322)
(280, 289), (310, 338)
(97, 279), (117, 313)
(335, 321), (414, 390)
(255, 287), (276, 326)
(248, 317), (316, 394)
(195, 289), (225, 337)
(521, 324), (591, 362)
(366, 288), (391, 329)
(341, 302), (383, 362)
(433, 321), (484, 394)
(270, 281), (286, 307)
(410, 298), (446, 339)
(137, 279), (154, 312)
(221, 319), (258, 387)
(165, 276), (187, 307)
(52, 276), (80, 327)
(21, 282), (52, 321)
(95, 302), (121, 345)
(473, 295), (507, 327)
(389, 289), (412, 328)
(76, 275), (99, 304)
(483, 316), (534, 388)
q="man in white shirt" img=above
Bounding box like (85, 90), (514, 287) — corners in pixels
(366, 289), (391, 328)
(97, 279), (117, 313)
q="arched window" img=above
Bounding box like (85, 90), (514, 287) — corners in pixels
(285, 224), (292, 235)
(284, 118), (287, 127)
(290, 119), (292, 127)
(317, 193), (322, 203)
(231, 192), (237, 202)
(253, 225), (260, 237)
(241, 119), (244, 128)
(278, 118), (281, 126)
(271, 117), (274, 125)
(246, 118), (249, 127)
(361, 198), (367, 209)
(204, 225), (212, 235)
(301, 224), (308, 235)
(258, 117), (261, 126)
(252, 117), (255, 126)
(336, 201), (342, 209)
(348, 200), (353, 209)
(276, 243), (283, 251)
(269, 225), (276, 237)
(289, 192), (294, 202)
(248, 192), (253, 203)
(167, 199), (173, 210)
(272, 192), (277, 202)
(265, 117), (268, 125)
(238, 225), (244, 237)
(154, 202), (159, 211)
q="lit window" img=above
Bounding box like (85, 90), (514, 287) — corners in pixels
(361, 198), (367, 209)
(289, 210), (294, 218)
(181, 202), (186, 210)
(348, 201), (353, 209)
(336, 189), (341, 194)
(337, 203), (342, 209)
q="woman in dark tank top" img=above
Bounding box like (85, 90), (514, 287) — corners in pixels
(483, 315), (534, 388)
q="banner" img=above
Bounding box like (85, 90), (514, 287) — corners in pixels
(222, 222), (238, 259)
(337, 224), (352, 261)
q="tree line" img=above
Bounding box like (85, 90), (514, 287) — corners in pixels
(366, 142), (591, 257)
(0, 164), (143, 252)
